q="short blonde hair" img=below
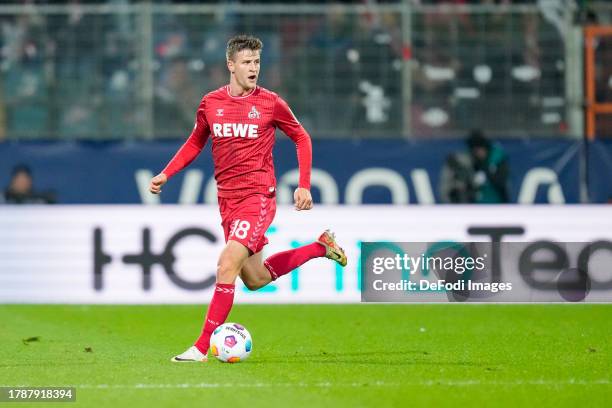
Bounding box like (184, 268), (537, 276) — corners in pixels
(226, 35), (263, 61)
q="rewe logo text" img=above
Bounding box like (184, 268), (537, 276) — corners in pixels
(212, 123), (258, 138)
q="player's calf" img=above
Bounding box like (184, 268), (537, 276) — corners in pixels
(240, 252), (273, 291)
(184, 241), (248, 359)
(260, 230), (347, 283)
(241, 273), (271, 291)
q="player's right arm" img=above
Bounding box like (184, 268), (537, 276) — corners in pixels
(149, 97), (210, 194)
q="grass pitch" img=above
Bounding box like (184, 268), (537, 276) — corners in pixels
(0, 304), (610, 407)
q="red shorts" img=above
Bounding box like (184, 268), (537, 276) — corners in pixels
(218, 193), (277, 254)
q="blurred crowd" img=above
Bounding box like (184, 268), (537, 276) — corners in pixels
(0, 0), (603, 140)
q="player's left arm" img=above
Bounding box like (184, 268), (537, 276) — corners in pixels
(273, 96), (313, 211)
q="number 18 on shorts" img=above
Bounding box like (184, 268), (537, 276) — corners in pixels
(220, 194), (277, 254)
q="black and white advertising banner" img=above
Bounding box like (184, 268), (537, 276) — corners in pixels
(1, 206), (611, 303)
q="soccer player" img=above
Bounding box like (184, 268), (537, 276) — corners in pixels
(149, 35), (347, 362)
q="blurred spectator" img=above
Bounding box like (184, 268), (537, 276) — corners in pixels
(1, 2), (51, 139)
(302, 5), (355, 132)
(350, 11), (401, 133)
(439, 130), (509, 203)
(2, 164), (56, 204)
(154, 57), (201, 136)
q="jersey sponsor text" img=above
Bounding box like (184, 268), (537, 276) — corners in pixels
(212, 123), (259, 138)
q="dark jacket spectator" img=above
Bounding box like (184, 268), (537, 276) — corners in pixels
(2, 164), (56, 204)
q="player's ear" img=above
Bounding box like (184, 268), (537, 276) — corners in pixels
(227, 59), (234, 74)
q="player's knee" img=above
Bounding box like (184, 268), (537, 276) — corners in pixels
(216, 259), (240, 283)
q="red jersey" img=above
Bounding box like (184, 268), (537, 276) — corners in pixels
(161, 85), (312, 198)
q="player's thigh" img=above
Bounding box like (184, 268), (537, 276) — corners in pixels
(225, 195), (276, 254)
(239, 251), (271, 289)
(217, 240), (251, 283)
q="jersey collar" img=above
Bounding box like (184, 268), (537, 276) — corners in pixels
(226, 85), (258, 99)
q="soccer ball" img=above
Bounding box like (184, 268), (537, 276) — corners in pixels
(210, 322), (252, 363)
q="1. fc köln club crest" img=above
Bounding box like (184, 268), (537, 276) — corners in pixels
(248, 106), (260, 119)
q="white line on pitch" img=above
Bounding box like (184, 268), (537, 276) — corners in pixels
(59, 379), (612, 389)
(2, 380), (611, 389)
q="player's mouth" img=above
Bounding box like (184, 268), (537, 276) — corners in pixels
(248, 75), (257, 81)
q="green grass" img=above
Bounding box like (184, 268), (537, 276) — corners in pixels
(0, 305), (611, 407)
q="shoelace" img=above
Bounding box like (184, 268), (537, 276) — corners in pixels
(328, 230), (345, 253)
(323, 230), (345, 255)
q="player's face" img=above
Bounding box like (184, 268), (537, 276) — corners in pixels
(228, 49), (260, 91)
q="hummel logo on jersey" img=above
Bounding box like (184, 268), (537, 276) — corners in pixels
(248, 106), (260, 119)
(212, 123), (259, 138)
(216, 109), (224, 117)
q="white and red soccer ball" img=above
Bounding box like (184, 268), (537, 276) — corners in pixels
(210, 323), (253, 363)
